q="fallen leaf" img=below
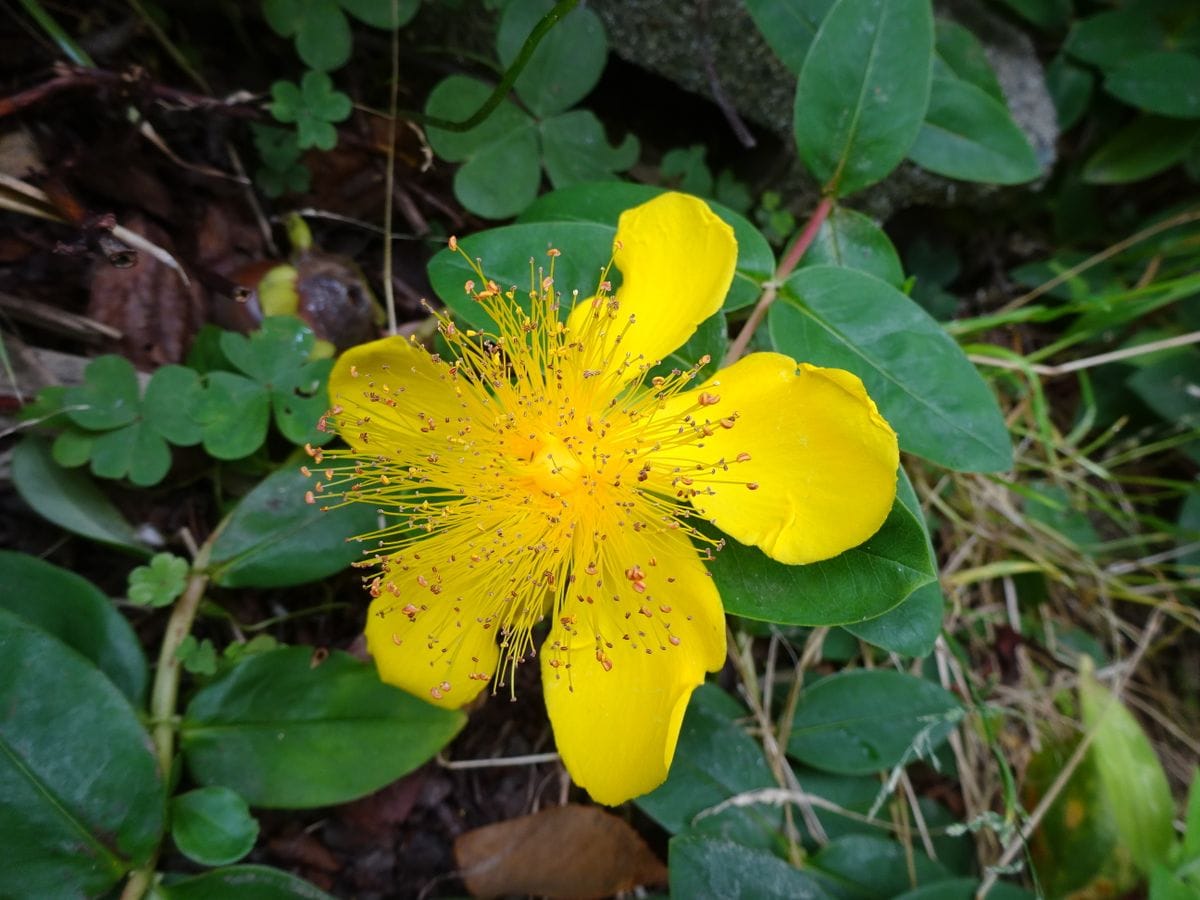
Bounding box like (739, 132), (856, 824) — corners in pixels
(454, 804), (666, 899)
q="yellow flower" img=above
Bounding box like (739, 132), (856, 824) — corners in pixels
(316, 193), (899, 805)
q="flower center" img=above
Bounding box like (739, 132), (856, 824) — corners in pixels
(522, 432), (589, 497)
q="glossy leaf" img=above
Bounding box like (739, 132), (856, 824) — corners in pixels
(425, 76), (540, 219)
(710, 492), (935, 627)
(157, 865), (335, 899)
(195, 372), (270, 461)
(669, 835), (833, 899)
(171, 786), (259, 867)
(0, 549), (147, 703)
(496, 0), (608, 117)
(1066, 9), (1166, 71)
(934, 20), (1003, 101)
(517, 181), (775, 311)
(800, 206), (904, 287)
(207, 462), (379, 588)
(793, 0), (934, 196)
(180, 648), (466, 808)
(0, 610), (164, 897)
(1082, 116), (1200, 184)
(638, 685), (783, 849)
(143, 364), (204, 446)
(787, 669), (962, 774)
(1047, 54), (1093, 131)
(1105, 51), (1200, 119)
(771, 266), (1012, 472)
(89, 420), (172, 486)
(10, 437), (148, 554)
(909, 77), (1041, 184)
(744, 0), (835, 74)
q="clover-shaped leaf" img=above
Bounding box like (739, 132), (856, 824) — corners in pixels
(170, 786), (260, 867)
(540, 109), (639, 188)
(128, 553), (190, 608)
(64, 355), (140, 431)
(177, 635), (218, 676)
(339, 0), (418, 29)
(496, 0), (608, 118)
(194, 372), (270, 461)
(89, 422), (172, 486)
(263, 0), (352, 71)
(143, 365), (204, 446)
(271, 71), (352, 151)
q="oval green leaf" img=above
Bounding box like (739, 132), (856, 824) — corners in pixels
(0, 609), (164, 897)
(180, 647), (466, 808)
(909, 76), (1041, 184)
(771, 265), (1012, 472)
(743, 0), (835, 74)
(1105, 51), (1200, 119)
(158, 864), (335, 899)
(207, 462), (380, 588)
(787, 669), (962, 774)
(800, 205), (904, 287)
(710, 492), (935, 627)
(171, 786), (259, 867)
(793, 0), (934, 196)
(11, 437), (148, 554)
(1082, 116), (1200, 184)
(669, 834), (833, 899)
(811, 834), (951, 896)
(539, 110), (639, 188)
(638, 685), (783, 849)
(517, 181), (775, 311)
(0, 549), (147, 703)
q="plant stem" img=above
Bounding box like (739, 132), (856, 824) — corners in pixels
(122, 542), (212, 900)
(724, 195), (835, 365)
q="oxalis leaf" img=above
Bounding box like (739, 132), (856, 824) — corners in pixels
(770, 265), (1012, 472)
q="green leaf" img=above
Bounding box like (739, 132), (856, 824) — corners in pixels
(843, 470), (942, 657)
(517, 181), (775, 311)
(274, 0), (351, 71)
(496, 0), (608, 118)
(177, 635), (219, 676)
(638, 685), (784, 849)
(1105, 51), (1200, 119)
(128, 552), (190, 607)
(647, 310), (726, 384)
(271, 71), (352, 150)
(180, 647), (466, 808)
(1066, 9), (1166, 71)
(51, 426), (94, 467)
(810, 834), (952, 896)
(787, 669), (962, 774)
(800, 205), (904, 287)
(171, 787), (259, 867)
(425, 76), (541, 219)
(338, 0), (417, 29)
(892, 878), (1036, 899)
(207, 461), (380, 588)
(934, 20), (1003, 101)
(271, 357), (333, 446)
(661, 144), (714, 195)
(743, 0), (835, 74)
(1185, 766), (1200, 865)
(143, 364), (204, 446)
(195, 371), (270, 460)
(0, 610), (164, 897)
(793, 0), (934, 196)
(10, 437), (148, 554)
(1083, 116), (1200, 184)
(89, 420), (172, 486)
(1079, 666), (1175, 873)
(540, 110), (639, 188)
(669, 834), (834, 899)
(1047, 54), (1093, 131)
(770, 266), (1013, 472)
(909, 76), (1041, 184)
(0, 549), (147, 703)
(710, 492), (935, 627)
(158, 865), (336, 899)
(990, 0), (1069, 33)
(64, 354), (140, 430)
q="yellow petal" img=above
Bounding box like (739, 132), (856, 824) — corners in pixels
(327, 334), (477, 455)
(540, 525), (726, 805)
(567, 192), (736, 373)
(364, 539), (502, 710)
(656, 352), (898, 564)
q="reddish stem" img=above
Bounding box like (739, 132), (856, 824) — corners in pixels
(724, 195), (835, 365)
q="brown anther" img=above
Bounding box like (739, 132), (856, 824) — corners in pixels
(304, 491), (316, 505)
(736, 452), (752, 463)
(747, 482), (760, 491)
(547, 248), (561, 257)
(595, 651), (613, 672)
(698, 392), (720, 406)
(448, 235), (458, 251)
(350, 365), (359, 378)
(669, 635), (682, 646)
(719, 418), (736, 429)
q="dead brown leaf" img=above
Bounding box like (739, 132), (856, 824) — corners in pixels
(86, 213), (205, 366)
(454, 804), (667, 899)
